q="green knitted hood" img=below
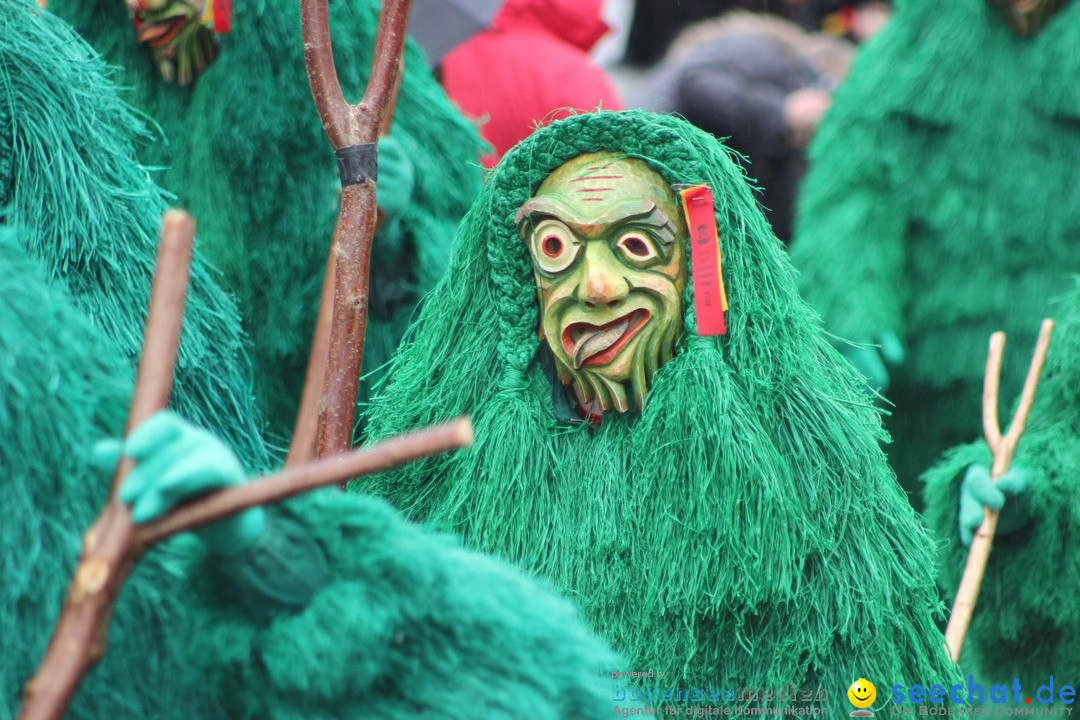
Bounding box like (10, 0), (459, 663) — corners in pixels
(356, 110), (961, 706)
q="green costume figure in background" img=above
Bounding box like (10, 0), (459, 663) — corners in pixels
(922, 281), (1080, 694)
(51, 0), (486, 443)
(787, 0), (1080, 495)
(1, 3), (270, 473)
(353, 110), (962, 710)
(3, 5), (619, 716)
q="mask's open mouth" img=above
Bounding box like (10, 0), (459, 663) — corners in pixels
(562, 309), (650, 368)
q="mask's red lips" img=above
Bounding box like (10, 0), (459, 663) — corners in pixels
(562, 310), (650, 368)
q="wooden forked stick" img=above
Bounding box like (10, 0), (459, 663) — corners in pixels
(286, 55), (406, 468)
(943, 318), (1054, 662)
(298, 0), (413, 460)
(20, 210), (197, 720)
(286, 247), (338, 466)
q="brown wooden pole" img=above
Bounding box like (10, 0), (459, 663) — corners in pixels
(286, 58), (405, 467)
(944, 319), (1054, 662)
(286, 247), (337, 467)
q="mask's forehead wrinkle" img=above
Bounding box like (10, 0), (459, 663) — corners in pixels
(528, 152), (684, 231)
(569, 162), (625, 202)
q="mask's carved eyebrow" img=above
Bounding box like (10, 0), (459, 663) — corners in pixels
(515, 197), (678, 246)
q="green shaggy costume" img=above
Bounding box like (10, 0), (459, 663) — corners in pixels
(353, 110), (962, 710)
(788, 0), (1080, 492)
(923, 281), (1080, 691)
(2, 3), (262, 714)
(2, 231), (617, 719)
(52, 0), (486, 442)
(3, 6), (615, 717)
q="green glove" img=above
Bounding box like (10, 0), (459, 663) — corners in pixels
(377, 134), (415, 226)
(94, 411), (265, 556)
(839, 330), (905, 393)
(958, 463), (1032, 546)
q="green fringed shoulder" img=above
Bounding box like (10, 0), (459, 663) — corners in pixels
(355, 109), (961, 710)
(180, 489), (618, 718)
(923, 281), (1080, 685)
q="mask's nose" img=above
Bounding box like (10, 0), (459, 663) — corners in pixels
(577, 243), (629, 309)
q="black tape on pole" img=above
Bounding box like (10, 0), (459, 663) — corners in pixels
(336, 143), (378, 187)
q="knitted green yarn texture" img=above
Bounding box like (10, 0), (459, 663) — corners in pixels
(354, 110), (961, 710)
(182, 490), (620, 718)
(788, 0), (1080, 492)
(923, 280), (1080, 689)
(51, 0), (486, 444)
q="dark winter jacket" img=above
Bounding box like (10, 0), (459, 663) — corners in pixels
(637, 14), (852, 242)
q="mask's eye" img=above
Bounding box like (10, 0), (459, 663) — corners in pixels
(542, 234), (564, 257)
(529, 220), (580, 274)
(615, 231), (660, 266)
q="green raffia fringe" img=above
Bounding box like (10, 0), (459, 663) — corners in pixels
(1, 4), (263, 715)
(0, 224), (217, 719)
(51, 0), (487, 443)
(354, 109), (961, 710)
(3, 14), (615, 716)
(1, 0), (270, 471)
(923, 279), (1080, 687)
(789, 0), (1080, 487)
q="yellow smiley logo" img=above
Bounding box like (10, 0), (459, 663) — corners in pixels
(848, 678), (877, 709)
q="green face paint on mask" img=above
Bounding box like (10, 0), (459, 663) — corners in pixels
(515, 152), (688, 414)
(988, 0), (1069, 35)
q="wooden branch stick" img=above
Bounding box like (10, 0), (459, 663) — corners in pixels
(300, 0), (349, 147)
(107, 212), (196, 500)
(22, 208), (473, 719)
(299, 0), (413, 459)
(20, 211), (196, 720)
(981, 334), (1006, 451)
(944, 318), (1054, 662)
(138, 417), (473, 547)
(286, 249), (337, 467)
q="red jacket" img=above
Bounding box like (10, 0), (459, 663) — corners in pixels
(441, 0), (624, 166)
